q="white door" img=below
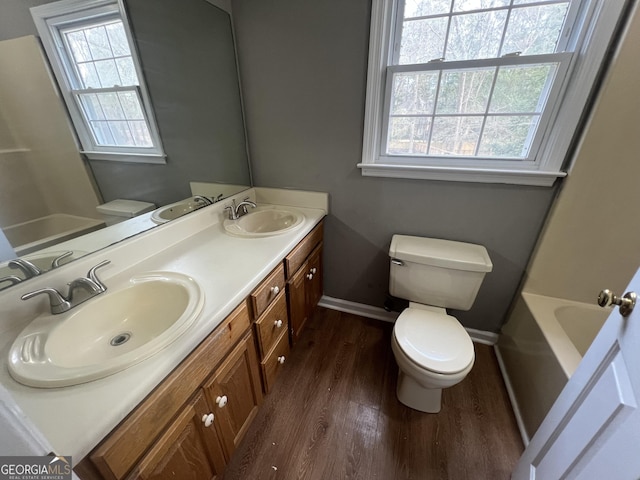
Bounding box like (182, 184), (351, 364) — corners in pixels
(513, 268), (640, 479)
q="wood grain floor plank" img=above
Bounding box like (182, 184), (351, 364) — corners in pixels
(222, 308), (523, 480)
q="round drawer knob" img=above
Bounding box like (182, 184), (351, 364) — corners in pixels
(306, 273), (313, 280)
(274, 319), (283, 328)
(310, 268), (317, 274)
(277, 356), (286, 365)
(271, 285), (280, 295)
(215, 395), (228, 408)
(202, 413), (214, 427)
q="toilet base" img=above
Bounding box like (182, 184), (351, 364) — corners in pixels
(396, 370), (442, 413)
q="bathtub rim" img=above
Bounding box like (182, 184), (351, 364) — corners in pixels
(4, 214), (105, 256)
(521, 292), (595, 379)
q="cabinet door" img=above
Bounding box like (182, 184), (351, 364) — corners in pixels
(132, 391), (226, 480)
(287, 243), (323, 345)
(306, 243), (323, 311)
(287, 263), (308, 345)
(204, 331), (263, 460)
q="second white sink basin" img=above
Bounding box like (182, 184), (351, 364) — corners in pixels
(8, 272), (204, 388)
(223, 207), (304, 237)
(151, 197), (208, 224)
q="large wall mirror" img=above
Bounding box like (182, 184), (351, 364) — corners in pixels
(0, 0), (252, 291)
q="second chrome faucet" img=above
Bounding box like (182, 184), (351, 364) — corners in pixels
(21, 260), (110, 314)
(225, 198), (257, 220)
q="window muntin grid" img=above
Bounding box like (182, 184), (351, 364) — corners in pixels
(59, 18), (153, 150)
(62, 19), (139, 89)
(385, 60), (559, 159)
(398, 0), (571, 64)
(384, 0), (573, 160)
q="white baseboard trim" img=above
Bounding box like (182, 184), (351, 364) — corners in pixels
(318, 295), (399, 322)
(466, 327), (499, 346)
(318, 295), (499, 345)
(494, 345), (530, 447)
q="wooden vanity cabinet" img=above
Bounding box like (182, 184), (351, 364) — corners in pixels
(127, 332), (261, 480)
(130, 392), (226, 480)
(77, 301), (262, 480)
(285, 221), (324, 345)
(203, 332), (262, 459)
(249, 264), (290, 393)
(76, 219), (325, 480)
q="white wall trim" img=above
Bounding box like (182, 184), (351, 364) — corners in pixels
(358, 163), (566, 186)
(318, 295), (499, 345)
(318, 295), (399, 322)
(466, 327), (499, 346)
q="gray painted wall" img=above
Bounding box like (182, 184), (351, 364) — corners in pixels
(232, 0), (560, 332)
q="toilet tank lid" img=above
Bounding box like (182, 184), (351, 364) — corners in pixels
(96, 199), (156, 217)
(389, 235), (493, 273)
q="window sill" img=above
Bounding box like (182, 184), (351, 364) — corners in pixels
(82, 151), (167, 165)
(357, 163), (566, 187)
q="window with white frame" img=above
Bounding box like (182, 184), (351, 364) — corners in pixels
(359, 0), (628, 185)
(31, 0), (165, 163)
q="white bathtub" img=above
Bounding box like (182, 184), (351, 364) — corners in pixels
(2, 214), (105, 256)
(496, 292), (608, 444)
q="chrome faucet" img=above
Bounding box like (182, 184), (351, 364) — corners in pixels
(21, 260), (110, 315)
(193, 195), (213, 206)
(9, 259), (42, 279)
(225, 198), (257, 220)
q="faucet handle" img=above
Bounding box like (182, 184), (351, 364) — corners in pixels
(51, 251), (73, 269)
(21, 287), (71, 315)
(0, 275), (22, 287)
(87, 260), (110, 291)
(225, 199), (239, 220)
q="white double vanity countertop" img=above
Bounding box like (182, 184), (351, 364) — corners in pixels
(0, 187), (328, 460)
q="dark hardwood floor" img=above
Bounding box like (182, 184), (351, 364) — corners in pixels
(222, 307), (523, 480)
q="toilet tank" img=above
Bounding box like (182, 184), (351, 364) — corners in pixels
(389, 235), (493, 311)
(96, 199), (156, 226)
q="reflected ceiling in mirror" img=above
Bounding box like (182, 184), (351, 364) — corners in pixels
(0, 0), (252, 291)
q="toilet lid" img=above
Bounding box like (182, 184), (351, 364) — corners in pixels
(394, 308), (474, 374)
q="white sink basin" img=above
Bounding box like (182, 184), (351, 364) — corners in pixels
(151, 197), (208, 224)
(223, 207), (305, 237)
(8, 272), (203, 388)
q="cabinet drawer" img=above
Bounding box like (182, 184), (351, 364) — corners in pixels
(89, 301), (251, 480)
(285, 221), (323, 279)
(254, 291), (288, 358)
(250, 263), (285, 319)
(260, 330), (290, 393)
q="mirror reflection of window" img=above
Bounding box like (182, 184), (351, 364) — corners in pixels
(31, 0), (165, 163)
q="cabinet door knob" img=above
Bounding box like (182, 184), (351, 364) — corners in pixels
(215, 395), (228, 408)
(306, 273), (313, 280)
(310, 268), (317, 274)
(271, 285), (280, 295)
(274, 319), (283, 328)
(277, 356), (286, 365)
(202, 413), (214, 427)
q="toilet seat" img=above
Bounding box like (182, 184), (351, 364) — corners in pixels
(394, 308), (474, 375)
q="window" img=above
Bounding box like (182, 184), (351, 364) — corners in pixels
(31, 0), (165, 163)
(359, 0), (628, 185)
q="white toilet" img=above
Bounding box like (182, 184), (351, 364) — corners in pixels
(388, 235), (493, 413)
